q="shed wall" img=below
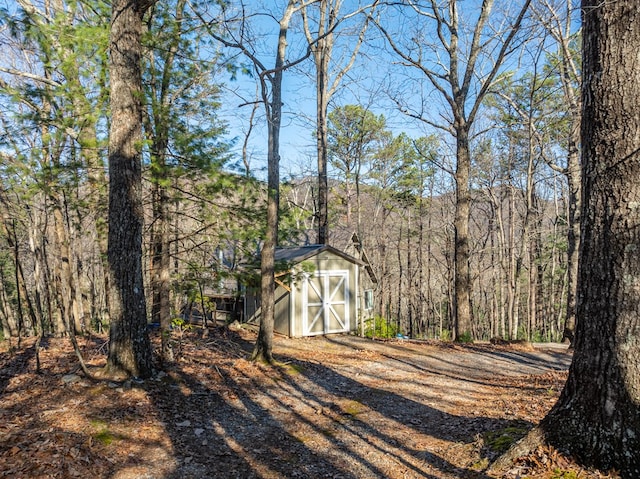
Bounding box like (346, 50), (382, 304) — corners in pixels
(273, 285), (291, 336)
(244, 246), (362, 337)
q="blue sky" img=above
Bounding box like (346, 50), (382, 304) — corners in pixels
(1, 0), (574, 183)
(215, 0), (434, 180)
(214, 0), (553, 181)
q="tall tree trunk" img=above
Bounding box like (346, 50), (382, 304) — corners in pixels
(453, 127), (472, 340)
(303, 0), (373, 245)
(0, 266), (16, 339)
(376, 0), (532, 341)
(105, 0), (154, 379)
(396, 223), (403, 336)
(251, 1), (298, 363)
(494, 2), (640, 474)
(540, 2), (640, 472)
(55, 0), (108, 332)
(315, 35), (330, 245)
(417, 191), (425, 337)
(407, 211), (414, 338)
(151, 179), (172, 362)
(562, 141), (580, 343)
(149, 104), (173, 364)
(10, 219), (37, 339)
(0, 218), (22, 338)
(528, 206), (542, 341)
(307, 0), (332, 246)
(538, 0), (582, 346)
(508, 185), (519, 340)
(52, 196), (84, 335)
(148, 0), (187, 364)
(28, 212), (47, 336)
(514, 110), (539, 341)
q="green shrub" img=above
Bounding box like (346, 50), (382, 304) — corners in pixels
(456, 331), (474, 343)
(365, 315), (399, 339)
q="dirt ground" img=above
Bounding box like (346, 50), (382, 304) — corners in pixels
(0, 327), (619, 478)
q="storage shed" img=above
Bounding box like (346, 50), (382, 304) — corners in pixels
(244, 244), (364, 337)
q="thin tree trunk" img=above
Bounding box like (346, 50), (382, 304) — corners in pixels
(562, 144), (580, 343)
(0, 266), (15, 339)
(151, 179), (172, 362)
(0, 219), (20, 338)
(10, 219), (37, 337)
(303, 0), (373, 244)
(315, 29), (330, 245)
(417, 190), (425, 337)
(407, 211), (414, 338)
(252, 1), (298, 363)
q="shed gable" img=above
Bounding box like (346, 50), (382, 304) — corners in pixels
(245, 245), (362, 337)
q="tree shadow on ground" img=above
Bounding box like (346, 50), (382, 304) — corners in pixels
(326, 335), (571, 387)
(277, 353), (525, 478)
(0, 332), (539, 478)
(0, 338), (173, 478)
(0, 341), (36, 394)
(145, 332), (367, 478)
(143, 331), (526, 478)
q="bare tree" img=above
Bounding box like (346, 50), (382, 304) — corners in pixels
(301, 0), (377, 244)
(251, 1), (299, 363)
(534, 0), (581, 344)
(375, 0), (532, 340)
(201, 1), (314, 362)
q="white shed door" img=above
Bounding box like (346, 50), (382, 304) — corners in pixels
(302, 270), (349, 336)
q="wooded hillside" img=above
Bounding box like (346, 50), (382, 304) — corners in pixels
(0, 0), (579, 344)
(3, 0), (640, 475)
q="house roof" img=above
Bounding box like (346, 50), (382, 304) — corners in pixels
(349, 232), (378, 284)
(275, 244), (364, 265)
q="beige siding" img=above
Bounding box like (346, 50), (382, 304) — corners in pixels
(246, 246), (363, 337)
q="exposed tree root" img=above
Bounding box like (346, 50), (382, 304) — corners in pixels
(68, 329), (98, 380)
(487, 426), (546, 475)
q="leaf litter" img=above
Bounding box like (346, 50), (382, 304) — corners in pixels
(0, 329), (619, 479)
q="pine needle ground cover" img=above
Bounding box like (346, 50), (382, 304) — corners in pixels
(0, 330), (616, 478)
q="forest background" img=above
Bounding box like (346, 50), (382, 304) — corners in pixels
(0, 0), (581, 346)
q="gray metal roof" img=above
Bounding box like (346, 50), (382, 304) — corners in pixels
(275, 244), (363, 265)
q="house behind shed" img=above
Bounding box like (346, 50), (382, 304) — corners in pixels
(244, 245), (366, 337)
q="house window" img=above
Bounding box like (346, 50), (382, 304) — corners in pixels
(364, 289), (374, 310)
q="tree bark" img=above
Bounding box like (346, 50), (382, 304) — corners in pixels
(494, 1), (640, 474)
(251, 1), (298, 364)
(314, 5), (331, 245)
(562, 138), (580, 343)
(316, 85), (329, 244)
(453, 126), (472, 340)
(105, 0), (154, 379)
(302, 0), (373, 245)
(554, 0), (582, 345)
(148, 0), (186, 364)
(151, 177), (172, 363)
(376, 0), (532, 341)
(541, 1), (640, 473)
